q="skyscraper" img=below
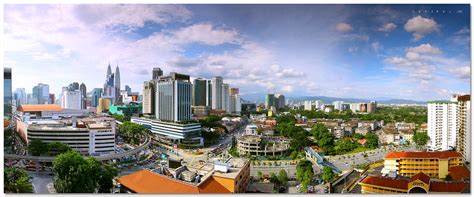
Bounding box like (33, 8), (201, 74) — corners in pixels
(91, 88), (103, 107)
(156, 72), (192, 122)
(206, 80), (212, 107)
(455, 95), (471, 163)
(102, 63), (120, 104)
(115, 65), (121, 104)
(153, 67), (163, 80)
(275, 94), (285, 109)
(125, 85), (131, 94)
(32, 83), (50, 104)
(193, 78), (207, 106)
(222, 83), (230, 112)
(427, 101), (458, 151)
(265, 94), (275, 109)
(211, 76), (223, 110)
(367, 101), (377, 113)
(49, 94), (55, 104)
(230, 88), (241, 114)
(4, 68), (12, 118)
(14, 88), (27, 106)
(333, 101), (344, 111)
(143, 80), (155, 115)
(80, 83), (87, 109)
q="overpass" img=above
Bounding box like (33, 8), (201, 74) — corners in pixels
(4, 134), (151, 162)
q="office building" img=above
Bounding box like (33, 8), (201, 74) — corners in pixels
(4, 68), (12, 118)
(32, 83), (50, 104)
(125, 85), (131, 94)
(152, 67), (163, 80)
(381, 151), (463, 179)
(14, 88), (27, 107)
(230, 88), (241, 114)
(91, 88), (103, 107)
(193, 78), (207, 106)
(427, 101), (458, 151)
(143, 80), (156, 115)
(102, 63), (121, 105)
(454, 95), (471, 163)
(49, 94), (55, 104)
(97, 98), (111, 114)
(109, 102), (142, 117)
(206, 80), (212, 107)
(132, 117), (203, 146)
(275, 94), (285, 109)
(61, 87), (81, 110)
(156, 72), (192, 122)
(80, 83), (87, 109)
(222, 83), (230, 112)
(265, 94), (275, 109)
(211, 76), (223, 110)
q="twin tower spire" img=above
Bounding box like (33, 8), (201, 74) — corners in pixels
(106, 62), (120, 90)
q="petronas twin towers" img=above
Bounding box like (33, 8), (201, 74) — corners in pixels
(103, 63), (121, 104)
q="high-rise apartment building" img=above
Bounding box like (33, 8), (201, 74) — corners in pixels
(333, 101), (344, 111)
(193, 78), (207, 106)
(304, 100), (312, 111)
(315, 100), (323, 110)
(222, 83), (230, 112)
(211, 76), (223, 110)
(454, 95), (471, 163)
(142, 80), (156, 115)
(427, 101), (458, 151)
(49, 94), (55, 104)
(156, 72), (192, 122)
(367, 101), (377, 113)
(275, 94), (285, 109)
(230, 88), (241, 114)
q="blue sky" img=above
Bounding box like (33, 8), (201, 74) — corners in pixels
(4, 4), (470, 101)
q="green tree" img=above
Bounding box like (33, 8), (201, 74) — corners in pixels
(118, 122), (146, 145)
(277, 170), (288, 188)
(296, 160), (313, 192)
(413, 132), (430, 147)
(53, 151), (118, 193)
(322, 166), (335, 183)
(27, 139), (48, 156)
(334, 138), (356, 154)
(310, 124), (329, 140)
(353, 133), (364, 140)
(318, 132), (335, 153)
(4, 167), (33, 193)
(364, 133), (379, 149)
(47, 142), (71, 156)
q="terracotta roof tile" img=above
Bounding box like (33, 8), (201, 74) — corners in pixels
(429, 182), (469, 193)
(410, 172), (430, 184)
(360, 176), (409, 190)
(385, 151), (462, 159)
(448, 166), (470, 181)
(17, 104), (62, 112)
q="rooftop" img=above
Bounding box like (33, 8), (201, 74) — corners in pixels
(448, 166), (470, 181)
(384, 151), (462, 159)
(360, 176), (408, 190)
(18, 104), (62, 112)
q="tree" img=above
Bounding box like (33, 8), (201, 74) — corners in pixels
(353, 133), (364, 140)
(364, 133), (379, 149)
(318, 132), (335, 153)
(112, 114), (130, 122)
(334, 138), (356, 154)
(277, 170), (288, 188)
(322, 166), (335, 183)
(53, 151), (118, 193)
(296, 160), (313, 192)
(413, 132), (430, 146)
(47, 142), (71, 156)
(310, 124), (329, 140)
(4, 167), (33, 193)
(118, 122), (146, 145)
(27, 139), (48, 156)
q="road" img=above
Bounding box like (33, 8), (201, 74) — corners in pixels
(27, 171), (53, 194)
(327, 145), (417, 172)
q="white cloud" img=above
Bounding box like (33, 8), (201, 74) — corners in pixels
(404, 15), (439, 41)
(449, 66), (470, 79)
(377, 22), (397, 32)
(336, 22), (353, 33)
(173, 23), (241, 45)
(407, 43), (441, 55)
(371, 42), (383, 52)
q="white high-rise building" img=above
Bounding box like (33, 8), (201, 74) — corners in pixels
(333, 101), (344, 111)
(142, 80), (155, 115)
(230, 94), (241, 114)
(427, 101), (458, 151)
(454, 95), (471, 163)
(315, 100), (323, 110)
(211, 76), (223, 110)
(304, 100), (312, 111)
(61, 87), (81, 110)
(222, 83), (230, 112)
(350, 103), (360, 112)
(14, 88), (27, 106)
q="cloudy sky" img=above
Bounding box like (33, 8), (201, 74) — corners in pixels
(4, 4), (471, 101)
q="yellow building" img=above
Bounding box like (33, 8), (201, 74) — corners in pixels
(359, 172), (469, 194)
(381, 151), (463, 179)
(96, 98), (111, 114)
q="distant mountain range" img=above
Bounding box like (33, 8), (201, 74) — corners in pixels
(241, 94), (426, 105)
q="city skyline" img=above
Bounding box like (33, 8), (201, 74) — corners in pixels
(4, 4), (471, 100)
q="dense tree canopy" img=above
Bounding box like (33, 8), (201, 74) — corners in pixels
(413, 132), (430, 146)
(28, 139), (48, 156)
(322, 166), (335, 183)
(4, 167), (33, 193)
(296, 160), (314, 192)
(364, 133), (379, 148)
(53, 151), (118, 193)
(118, 122), (146, 145)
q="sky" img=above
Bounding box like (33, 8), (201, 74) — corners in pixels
(4, 4), (471, 101)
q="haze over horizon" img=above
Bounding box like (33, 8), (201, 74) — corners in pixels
(4, 4), (471, 101)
